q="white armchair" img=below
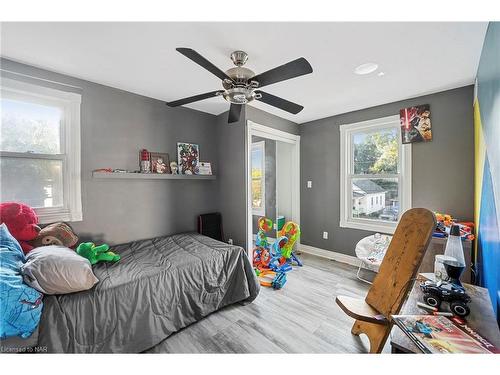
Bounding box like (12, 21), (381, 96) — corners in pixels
(355, 233), (392, 284)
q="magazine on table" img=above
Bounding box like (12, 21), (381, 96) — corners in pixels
(391, 314), (499, 354)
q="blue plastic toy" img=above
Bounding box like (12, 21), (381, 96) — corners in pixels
(271, 272), (287, 290)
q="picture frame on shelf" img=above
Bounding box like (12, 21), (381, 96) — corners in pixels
(150, 152), (171, 174)
(177, 142), (200, 175)
(198, 162), (212, 175)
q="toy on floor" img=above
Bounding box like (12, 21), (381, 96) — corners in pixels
(278, 221), (303, 266)
(76, 242), (121, 265)
(255, 217), (273, 249)
(252, 217), (302, 290)
(255, 269), (287, 290)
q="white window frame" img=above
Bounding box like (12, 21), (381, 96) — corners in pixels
(1, 78), (82, 224)
(251, 140), (266, 216)
(339, 115), (412, 234)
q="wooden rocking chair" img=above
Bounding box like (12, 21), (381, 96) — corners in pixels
(335, 208), (436, 353)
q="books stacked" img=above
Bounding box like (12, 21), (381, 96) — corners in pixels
(392, 315), (499, 354)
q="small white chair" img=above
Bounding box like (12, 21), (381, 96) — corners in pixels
(355, 233), (392, 284)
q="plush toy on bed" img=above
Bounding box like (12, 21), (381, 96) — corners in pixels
(76, 242), (121, 265)
(29, 222), (79, 249)
(0, 202), (40, 254)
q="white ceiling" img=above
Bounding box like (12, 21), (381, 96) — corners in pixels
(0, 22), (488, 124)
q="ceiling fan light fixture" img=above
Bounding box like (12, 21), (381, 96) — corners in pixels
(222, 87), (255, 104)
(354, 62), (379, 75)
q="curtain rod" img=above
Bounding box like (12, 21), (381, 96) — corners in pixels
(0, 68), (83, 90)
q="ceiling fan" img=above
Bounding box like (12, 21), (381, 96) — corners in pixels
(166, 48), (313, 123)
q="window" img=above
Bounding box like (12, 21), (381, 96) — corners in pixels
(340, 115), (411, 233)
(251, 141), (265, 216)
(1, 78), (82, 223)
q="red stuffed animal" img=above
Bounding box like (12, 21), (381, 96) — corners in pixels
(0, 202), (40, 254)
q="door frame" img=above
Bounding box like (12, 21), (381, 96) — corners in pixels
(245, 120), (300, 254)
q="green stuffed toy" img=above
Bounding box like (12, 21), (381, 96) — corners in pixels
(76, 242), (120, 265)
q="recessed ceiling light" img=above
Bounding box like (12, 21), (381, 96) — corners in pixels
(377, 71), (385, 77)
(354, 62), (379, 75)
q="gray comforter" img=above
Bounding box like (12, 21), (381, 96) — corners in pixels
(37, 233), (259, 353)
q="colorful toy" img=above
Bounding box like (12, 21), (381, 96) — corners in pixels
(0, 202), (40, 254)
(253, 247), (271, 269)
(76, 242), (121, 265)
(252, 217), (303, 290)
(255, 269), (287, 290)
(278, 221), (301, 259)
(433, 212), (475, 241)
(255, 217), (273, 249)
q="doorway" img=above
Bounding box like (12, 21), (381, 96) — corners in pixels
(246, 121), (300, 253)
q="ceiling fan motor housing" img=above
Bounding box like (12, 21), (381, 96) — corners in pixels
(223, 51), (257, 104)
(230, 50), (248, 66)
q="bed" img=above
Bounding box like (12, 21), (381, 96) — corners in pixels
(36, 232), (259, 353)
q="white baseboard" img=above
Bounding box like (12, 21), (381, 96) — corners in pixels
(298, 244), (359, 267)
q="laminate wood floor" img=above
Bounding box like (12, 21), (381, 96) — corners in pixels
(145, 253), (390, 353)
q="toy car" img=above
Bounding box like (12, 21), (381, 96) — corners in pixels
(420, 281), (471, 317)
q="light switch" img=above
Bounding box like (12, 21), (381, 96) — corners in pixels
(323, 231), (328, 240)
(307, 180), (312, 188)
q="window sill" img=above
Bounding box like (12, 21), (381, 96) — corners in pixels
(339, 219), (396, 234)
(35, 208), (82, 224)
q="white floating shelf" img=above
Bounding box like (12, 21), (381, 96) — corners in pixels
(92, 171), (216, 180)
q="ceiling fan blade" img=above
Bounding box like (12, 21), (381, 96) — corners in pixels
(250, 57), (313, 88)
(255, 91), (304, 114)
(166, 90), (223, 107)
(176, 48), (234, 83)
(228, 103), (242, 123)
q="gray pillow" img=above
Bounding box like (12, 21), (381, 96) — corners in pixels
(21, 245), (99, 295)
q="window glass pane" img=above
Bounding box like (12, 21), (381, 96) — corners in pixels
(251, 146), (263, 209)
(351, 178), (399, 222)
(353, 127), (398, 174)
(1, 98), (61, 154)
(252, 179), (263, 209)
(1, 157), (63, 208)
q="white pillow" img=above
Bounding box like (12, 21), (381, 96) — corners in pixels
(21, 245), (98, 295)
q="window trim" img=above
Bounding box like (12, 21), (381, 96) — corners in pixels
(1, 78), (82, 224)
(339, 115), (412, 234)
(251, 140), (266, 216)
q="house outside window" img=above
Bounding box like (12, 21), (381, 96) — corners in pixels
(340, 115), (412, 234)
(0, 78), (82, 223)
(251, 141), (265, 216)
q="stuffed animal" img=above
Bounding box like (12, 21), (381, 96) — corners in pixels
(76, 242), (120, 265)
(29, 222), (78, 249)
(0, 202), (40, 254)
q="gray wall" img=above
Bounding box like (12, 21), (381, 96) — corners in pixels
(1, 58), (219, 245)
(300, 85), (475, 256)
(251, 136), (276, 234)
(246, 106), (301, 135)
(216, 106), (299, 248)
(215, 107), (247, 247)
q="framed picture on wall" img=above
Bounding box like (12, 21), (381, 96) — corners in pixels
(177, 142), (200, 175)
(150, 152), (171, 174)
(399, 104), (432, 144)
